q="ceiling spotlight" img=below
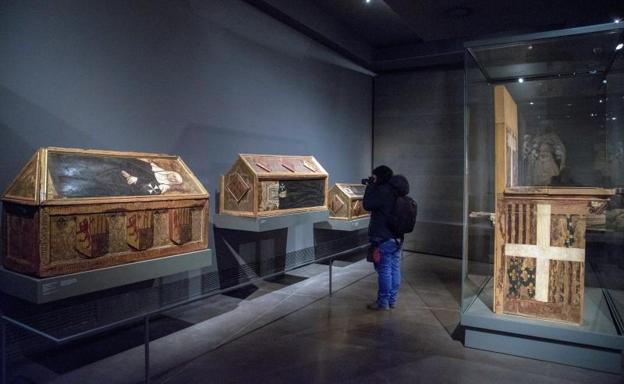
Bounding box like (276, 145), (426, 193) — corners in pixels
(613, 117), (618, 121)
(529, 101), (534, 105)
(599, 99), (604, 103)
(528, 45), (533, 50)
(615, 19), (621, 24)
(567, 103), (573, 107)
(518, 78), (524, 83)
(616, 43), (623, 51)
(603, 79), (608, 84)
(365, 0), (371, 3)
(590, 113), (596, 117)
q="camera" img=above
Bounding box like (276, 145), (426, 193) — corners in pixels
(361, 176), (375, 185)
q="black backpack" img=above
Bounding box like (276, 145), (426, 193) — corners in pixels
(389, 195), (417, 238)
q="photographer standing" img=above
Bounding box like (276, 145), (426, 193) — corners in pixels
(363, 165), (411, 311)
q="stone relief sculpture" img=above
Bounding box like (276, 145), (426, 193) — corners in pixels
(522, 133), (566, 185)
(605, 143), (624, 230)
(609, 142), (624, 183)
(606, 206), (624, 231)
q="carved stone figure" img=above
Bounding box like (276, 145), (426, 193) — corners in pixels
(523, 133), (566, 185)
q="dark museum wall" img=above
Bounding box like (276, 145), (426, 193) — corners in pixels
(374, 68), (464, 258)
(0, 0), (373, 214)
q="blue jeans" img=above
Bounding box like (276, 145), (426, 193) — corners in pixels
(375, 239), (402, 308)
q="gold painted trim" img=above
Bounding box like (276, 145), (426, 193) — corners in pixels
(238, 154), (329, 176)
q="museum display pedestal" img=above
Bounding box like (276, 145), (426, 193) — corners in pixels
(462, 280), (624, 373)
(315, 217), (370, 231)
(0, 249), (213, 304)
(214, 210), (329, 234)
(213, 210), (331, 289)
(214, 210), (329, 253)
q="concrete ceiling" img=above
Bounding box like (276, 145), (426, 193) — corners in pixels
(244, 0), (624, 72)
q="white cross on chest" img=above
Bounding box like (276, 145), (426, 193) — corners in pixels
(504, 204), (584, 302)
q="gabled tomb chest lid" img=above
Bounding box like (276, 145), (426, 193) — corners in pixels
(2, 147), (208, 206)
(238, 154), (328, 178)
(334, 183), (366, 198)
(504, 186), (615, 198)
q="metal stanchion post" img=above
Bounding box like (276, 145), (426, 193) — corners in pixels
(144, 316), (150, 384)
(1, 319), (6, 384)
(329, 259), (333, 297)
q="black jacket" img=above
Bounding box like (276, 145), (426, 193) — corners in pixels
(363, 181), (395, 242)
(363, 175), (410, 243)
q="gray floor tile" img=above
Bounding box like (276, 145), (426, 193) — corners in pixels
(46, 252), (621, 384)
(156, 253), (620, 384)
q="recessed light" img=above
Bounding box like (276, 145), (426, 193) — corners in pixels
(603, 79), (608, 84)
(615, 19), (621, 24)
(518, 78), (524, 83)
(528, 45), (533, 50)
(617, 43), (623, 51)
(612, 117), (618, 121)
(567, 103), (572, 107)
(599, 99), (604, 103)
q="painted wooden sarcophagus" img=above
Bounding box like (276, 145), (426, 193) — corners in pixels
(494, 187), (614, 324)
(328, 183), (368, 220)
(219, 154), (328, 217)
(1, 147), (209, 277)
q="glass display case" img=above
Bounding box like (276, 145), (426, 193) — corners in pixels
(461, 23), (624, 372)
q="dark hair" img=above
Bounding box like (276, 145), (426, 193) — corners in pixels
(372, 165), (393, 184)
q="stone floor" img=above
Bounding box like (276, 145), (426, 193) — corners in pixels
(154, 253), (621, 384)
(12, 252), (624, 383)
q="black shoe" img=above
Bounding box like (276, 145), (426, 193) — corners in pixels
(367, 302), (390, 311)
